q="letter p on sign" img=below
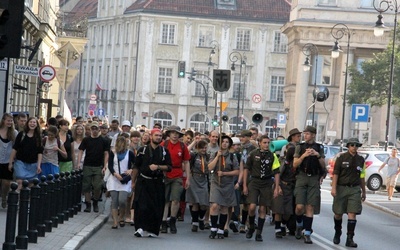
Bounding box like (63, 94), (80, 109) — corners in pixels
(351, 104), (369, 122)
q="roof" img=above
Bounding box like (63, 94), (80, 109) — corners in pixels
(125, 0), (291, 23)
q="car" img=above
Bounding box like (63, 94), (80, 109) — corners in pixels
(328, 150), (400, 191)
(324, 145), (347, 169)
(42, 70), (53, 76)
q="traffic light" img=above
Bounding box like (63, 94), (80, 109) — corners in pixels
(0, 0), (25, 58)
(212, 114), (219, 127)
(178, 61), (186, 78)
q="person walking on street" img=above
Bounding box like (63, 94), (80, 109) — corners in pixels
(107, 135), (135, 229)
(331, 138), (366, 247)
(0, 113), (18, 208)
(78, 121), (110, 213)
(132, 128), (172, 237)
(243, 134), (281, 242)
(378, 148), (400, 200)
(292, 126), (325, 244)
(72, 124), (85, 170)
(160, 125), (191, 234)
(208, 135), (239, 239)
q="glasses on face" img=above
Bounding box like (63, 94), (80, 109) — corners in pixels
(348, 143), (359, 147)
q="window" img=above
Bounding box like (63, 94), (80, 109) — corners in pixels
(236, 29), (251, 50)
(125, 23), (130, 44)
(317, 0), (336, 5)
(123, 65), (127, 91)
(107, 25), (112, 44)
(106, 65), (110, 84)
(115, 65), (119, 88)
(270, 76), (284, 102)
(360, 0), (374, 8)
(157, 67), (173, 93)
(311, 55), (332, 85)
(198, 25), (214, 47)
(161, 23), (176, 44)
(273, 31), (287, 53)
(117, 24), (121, 44)
(265, 119), (281, 139)
(232, 73), (246, 99)
(98, 66), (102, 84)
(100, 26), (104, 45)
(92, 26), (97, 46)
(194, 71), (208, 96)
(154, 111), (173, 128)
(190, 113), (209, 133)
(90, 66), (94, 91)
(229, 116), (247, 134)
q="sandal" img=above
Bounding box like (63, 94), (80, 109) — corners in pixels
(112, 225), (118, 229)
(119, 221), (125, 227)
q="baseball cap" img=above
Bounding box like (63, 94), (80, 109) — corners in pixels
(121, 120), (131, 127)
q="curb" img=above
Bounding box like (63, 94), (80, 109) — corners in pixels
(61, 212), (110, 250)
(364, 200), (400, 218)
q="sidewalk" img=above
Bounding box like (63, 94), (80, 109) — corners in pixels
(0, 190), (399, 250)
(0, 197), (111, 250)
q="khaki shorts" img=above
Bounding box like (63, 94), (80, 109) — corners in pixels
(165, 177), (183, 202)
(82, 165), (103, 193)
(332, 185), (362, 215)
(294, 172), (321, 207)
(386, 175), (399, 187)
(246, 178), (274, 206)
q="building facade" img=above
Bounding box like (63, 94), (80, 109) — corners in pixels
(66, 0), (291, 135)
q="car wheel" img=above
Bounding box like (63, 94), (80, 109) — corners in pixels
(367, 174), (382, 191)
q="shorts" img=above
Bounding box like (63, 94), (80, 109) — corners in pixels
(13, 160), (37, 181)
(82, 165), (103, 193)
(165, 177), (183, 202)
(246, 178), (273, 207)
(0, 163), (13, 180)
(294, 172), (321, 207)
(39, 162), (60, 179)
(272, 181), (295, 215)
(386, 175), (399, 187)
(332, 185), (362, 215)
(59, 161), (73, 173)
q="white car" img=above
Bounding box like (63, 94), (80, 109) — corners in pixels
(358, 150), (400, 191)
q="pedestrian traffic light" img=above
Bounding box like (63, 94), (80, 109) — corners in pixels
(0, 0), (25, 58)
(212, 114), (219, 127)
(178, 61), (186, 78)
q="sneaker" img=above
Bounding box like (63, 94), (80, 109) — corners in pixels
(275, 231), (283, 238)
(239, 224), (246, 234)
(229, 220), (239, 233)
(204, 222), (211, 229)
(281, 227), (287, 236)
(209, 230), (217, 239)
(246, 228), (255, 239)
(255, 234), (263, 242)
(295, 226), (303, 240)
(160, 221), (168, 233)
(217, 229), (225, 239)
(199, 220), (205, 230)
(134, 228), (144, 237)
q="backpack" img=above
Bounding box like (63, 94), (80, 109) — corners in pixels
(42, 136), (61, 148)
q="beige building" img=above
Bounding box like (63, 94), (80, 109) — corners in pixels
(283, 0), (395, 145)
(66, 0), (291, 135)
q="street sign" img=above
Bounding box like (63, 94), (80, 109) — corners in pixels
(39, 65), (56, 82)
(218, 102), (229, 111)
(88, 104), (96, 111)
(0, 58), (7, 70)
(14, 64), (39, 77)
(351, 104), (369, 122)
(88, 110), (94, 116)
(97, 108), (105, 116)
(252, 94), (261, 103)
(213, 69), (230, 92)
(277, 113), (286, 128)
(90, 94), (97, 101)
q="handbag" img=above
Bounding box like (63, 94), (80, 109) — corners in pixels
(118, 158), (131, 184)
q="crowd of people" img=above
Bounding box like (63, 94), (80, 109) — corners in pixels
(0, 113), (367, 247)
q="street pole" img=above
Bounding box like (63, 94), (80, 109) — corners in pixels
(373, 0), (398, 151)
(229, 52), (244, 133)
(331, 23), (351, 151)
(302, 43), (319, 127)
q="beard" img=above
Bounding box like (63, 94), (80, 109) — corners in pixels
(152, 139), (161, 145)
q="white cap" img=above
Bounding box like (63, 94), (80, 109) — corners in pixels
(121, 120), (131, 127)
(231, 137), (241, 145)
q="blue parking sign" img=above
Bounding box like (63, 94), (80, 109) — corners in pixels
(277, 113), (286, 125)
(351, 104), (369, 122)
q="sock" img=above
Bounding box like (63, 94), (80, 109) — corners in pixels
(192, 210), (199, 223)
(219, 214), (228, 230)
(231, 212), (238, 222)
(241, 210), (248, 225)
(347, 219), (357, 236)
(275, 221), (281, 231)
(334, 217), (342, 232)
(257, 217), (265, 232)
(296, 214), (303, 227)
(249, 215), (256, 230)
(303, 216), (313, 235)
(210, 215), (218, 229)
(199, 209), (206, 220)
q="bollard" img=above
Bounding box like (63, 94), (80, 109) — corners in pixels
(71, 170), (78, 215)
(53, 173), (64, 224)
(47, 174), (58, 228)
(2, 182), (19, 250)
(16, 180), (30, 249)
(61, 172), (69, 221)
(65, 172), (74, 218)
(27, 178), (40, 243)
(43, 175), (53, 232)
(77, 169), (83, 211)
(37, 176), (47, 237)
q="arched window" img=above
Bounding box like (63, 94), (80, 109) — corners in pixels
(189, 113), (209, 133)
(154, 111), (172, 129)
(265, 119), (281, 139)
(228, 116), (247, 134)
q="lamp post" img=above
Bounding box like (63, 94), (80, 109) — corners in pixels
(302, 43), (319, 127)
(209, 40), (220, 120)
(331, 23), (351, 151)
(373, 0), (398, 151)
(188, 68), (210, 132)
(229, 52), (245, 133)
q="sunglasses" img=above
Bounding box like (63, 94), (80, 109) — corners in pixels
(348, 143), (360, 147)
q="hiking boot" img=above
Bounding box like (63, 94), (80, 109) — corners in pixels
(170, 217), (177, 234)
(92, 200), (99, 213)
(281, 227), (287, 236)
(204, 222), (211, 229)
(83, 202), (91, 213)
(333, 231), (341, 244)
(246, 228), (255, 239)
(295, 226), (303, 239)
(275, 231), (283, 238)
(209, 230), (217, 239)
(223, 229), (229, 237)
(346, 235), (358, 248)
(160, 221), (168, 233)
(191, 224), (198, 232)
(217, 229), (224, 239)
(304, 234), (313, 244)
(255, 233), (263, 242)
(229, 220), (239, 233)
(199, 220), (205, 230)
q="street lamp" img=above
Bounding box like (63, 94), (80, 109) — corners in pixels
(209, 40), (220, 120)
(331, 23), (351, 150)
(188, 68), (209, 132)
(229, 52), (246, 133)
(302, 43), (319, 126)
(373, 0), (398, 151)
